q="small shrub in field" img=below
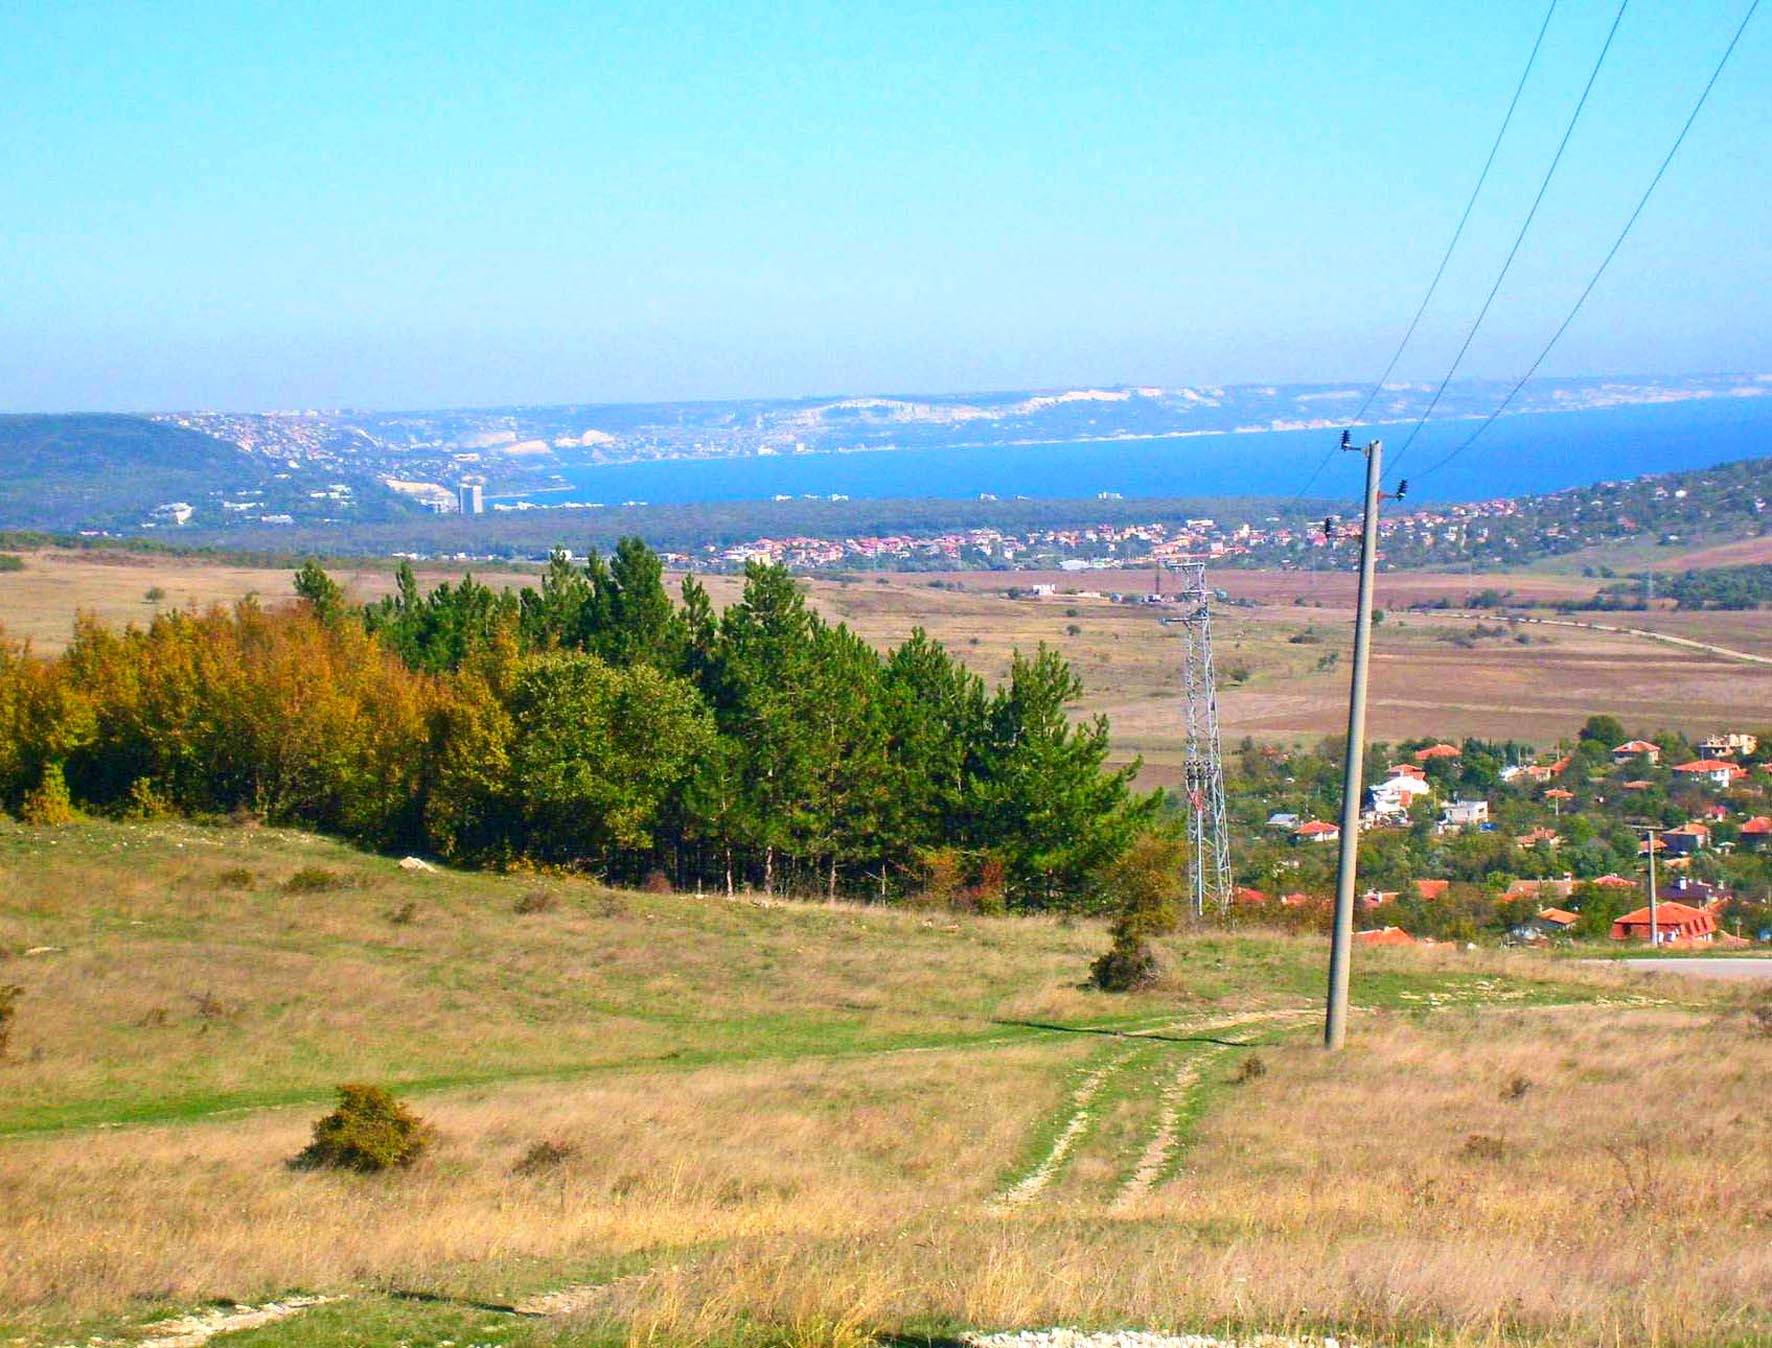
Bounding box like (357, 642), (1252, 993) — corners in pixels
(1502, 1074), (1534, 1101)
(189, 990), (235, 1022)
(1232, 1054), (1268, 1084)
(512, 1138), (578, 1175)
(281, 867), (345, 894)
(1461, 1133), (1507, 1162)
(641, 869), (672, 894)
(387, 901), (419, 925)
(217, 866), (256, 890)
(138, 1006), (170, 1028)
(1090, 935), (1159, 992)
(0, 985), (22, 1060)
(514, 887), (559, 915)
(0, 552), (25, 572)
(1090, 831), (1185, 992)
(292, 1084), (433, 1173)
(20, 763), (77, 826)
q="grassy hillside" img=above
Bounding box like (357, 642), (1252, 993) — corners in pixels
(1, 820), (1768, 1348)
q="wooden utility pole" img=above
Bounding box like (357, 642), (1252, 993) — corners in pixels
(1325, 436), (1383, 1052)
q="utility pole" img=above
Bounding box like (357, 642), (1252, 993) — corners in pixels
(1325, 435), (1384, 1052)
(1631, 823), (1662, 947)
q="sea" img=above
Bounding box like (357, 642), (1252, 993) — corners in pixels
(507, 394), (1771, 509)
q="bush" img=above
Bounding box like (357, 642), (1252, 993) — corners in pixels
(1090, 933), (1158, 992)
(292, 1084), (433, 1173)
(0, 985), (22, 1059)
(514, 887), (559, 915)
(281, 866), (346, 893)
(1231, 1054), (1268, 1084)
(1089, 831), (1186, 992)
(641, 869), (672, 894)
(0, 553), (24, 572)
(122, 777), (174, 821)
(1461, 1133), (1507, 1162)
(512, 1138), (578, 1175)
(388, 901), (419, 925)
(20, 763), (77, 826)
(217, 866), (256, 890)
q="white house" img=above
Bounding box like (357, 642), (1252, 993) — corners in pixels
(1438, 799), (1490, 833)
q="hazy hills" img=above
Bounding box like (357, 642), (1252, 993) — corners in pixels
(1, 373), (1765, 534)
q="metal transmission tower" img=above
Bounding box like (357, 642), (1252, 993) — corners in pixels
(1169, 562), (1233, 915)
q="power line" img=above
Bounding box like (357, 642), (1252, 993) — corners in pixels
(1290, 0), (1563, 505)
(1410, 0), (1762, 483)
(1389, 0), (1633, 475)
(1346, 0), (1562, 430)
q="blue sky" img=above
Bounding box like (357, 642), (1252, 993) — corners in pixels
(1, 0), (1766, 411)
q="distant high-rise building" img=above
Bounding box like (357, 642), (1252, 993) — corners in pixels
(458, 482), (484, 515)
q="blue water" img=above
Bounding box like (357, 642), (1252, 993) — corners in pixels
(514, 395), (1772, 508)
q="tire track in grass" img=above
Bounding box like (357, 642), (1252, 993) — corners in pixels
(1110, 1047), (1225, 1211)
(989, 1045), (1140, 1208)
(989, 1010), (1312, 1211)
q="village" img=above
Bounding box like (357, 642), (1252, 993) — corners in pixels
(682, 495), (1535, 573)
(1231, 724), (1772, 951)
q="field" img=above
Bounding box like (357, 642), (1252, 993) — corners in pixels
(0, 820), (1768, 1348)
(7, 549), (1772, 790)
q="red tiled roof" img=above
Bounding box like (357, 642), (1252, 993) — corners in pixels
(1741, 816), (1772, 835)
(1295, 820), (1340, 836)
(1537, 907), (1580, 926)
(1414, 743), (1462, 761)
(1414, 879), (1450, 900)
(1353, 926), (1416, 946)
(1610, 902), (1719, 941)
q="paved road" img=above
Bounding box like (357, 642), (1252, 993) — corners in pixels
(1594, 957), (1772, 982)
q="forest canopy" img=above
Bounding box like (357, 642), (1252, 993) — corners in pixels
(0, 541), (1157, 908)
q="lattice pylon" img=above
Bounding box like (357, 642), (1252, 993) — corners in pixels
(1170, 562), (1233, 914)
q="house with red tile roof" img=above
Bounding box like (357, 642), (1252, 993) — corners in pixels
(1740, 816), (1772, 846)
(1661, 822), (1711, 855)
(1591, 874), (1642, 890)
(1612, 740), (1662, 765)
(1413, 879), (1450, 900)
(1294, 820), (1341, 844)
(1516, 826), (1563, 848)
(1414, 743), (1461, 763)
(1536, 907), (1580, 929)
(1353, 926), (1416, 946)
(1673, 760), (1749, 788)
(1504, 876), (1577, 901)
(1609, 901), (1719, 945)
(1232, 886), (1269, 905)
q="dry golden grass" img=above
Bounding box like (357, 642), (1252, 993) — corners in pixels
(590, 1007), (1772, 1348)
(0, 820), (1765, 1347)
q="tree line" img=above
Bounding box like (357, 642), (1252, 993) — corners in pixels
(0, 540), (1158, 909)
